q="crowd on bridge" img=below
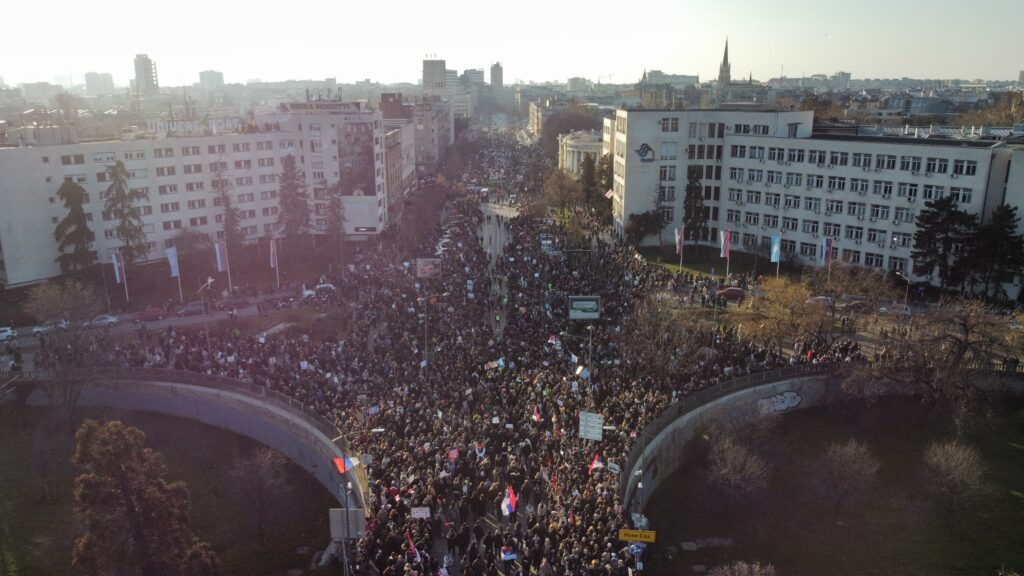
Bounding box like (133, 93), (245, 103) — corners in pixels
(76, 134), (859, 576)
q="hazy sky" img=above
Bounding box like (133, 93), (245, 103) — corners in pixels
(4, 0), (1022, 88)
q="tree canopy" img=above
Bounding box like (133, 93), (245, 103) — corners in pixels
(103, 161), (150, 266)
(54, 180), (96, 275)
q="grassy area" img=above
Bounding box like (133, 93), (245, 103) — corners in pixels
(0, 406), (335, 576)
(638, 245), (804, 280)
(645, 397), (1024, 576)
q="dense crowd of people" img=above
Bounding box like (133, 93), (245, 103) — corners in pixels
(69, 134), (858, 575)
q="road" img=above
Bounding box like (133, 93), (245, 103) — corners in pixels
(479, 202), (518, 339)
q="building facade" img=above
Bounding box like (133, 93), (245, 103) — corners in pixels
(133, 54), (159, 98)
(491, 62), (503, 90)
(609, 108), (1020, 291)
(199, 70), (225, 90)
(84, 72), (115, 97)
(557, 131), (603, 178)
(0, 101), (389, 287)
(422, 59), (446, 97)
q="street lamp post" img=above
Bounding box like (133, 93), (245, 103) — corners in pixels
(896, 271), (912, 311)
(416, 293), (449, 379)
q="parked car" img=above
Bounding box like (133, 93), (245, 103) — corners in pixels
(805, 296), (835, 307)
(32, 319), (69, 335)
(84, 314), (119, 328)
(716, 287), (747, 302)
(878, 303), (912, 316)
(175, 301), (206, 317)
(837, 300), (868, 313)
(302, 284), (337, 299)
(0, 327), (17, 342)
(134, 307), (169, 322)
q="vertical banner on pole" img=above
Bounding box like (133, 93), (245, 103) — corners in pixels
(111, 251), (124, 284)
(165, 246), (180, 278)
(821, 237), (833, 266)
(719, 229), (731, 258)
(269, 236), (278, 270)
(770, 234), (781, 278)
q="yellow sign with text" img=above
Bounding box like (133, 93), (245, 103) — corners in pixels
(618, 529), (656, 543)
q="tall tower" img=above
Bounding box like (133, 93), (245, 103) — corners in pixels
(422, 59), (447, 97)
(718, 39), (731, 86)
(133, 54), (159, 97)
(490, 62), (504, 90)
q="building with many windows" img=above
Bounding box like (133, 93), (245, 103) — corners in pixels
(133, 54), (159, 98)
(0, 101), (391, 287)
(607, 107), (1021, 293)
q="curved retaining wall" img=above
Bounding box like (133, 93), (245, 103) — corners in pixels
(622, 373), (836, 515)
(16, 369), (359, 508)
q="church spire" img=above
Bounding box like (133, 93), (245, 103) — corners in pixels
(718, 38), (731, 86)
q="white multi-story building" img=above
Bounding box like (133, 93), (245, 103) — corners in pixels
(0, 101), (391, 287)
(609, 108), (1022, 292)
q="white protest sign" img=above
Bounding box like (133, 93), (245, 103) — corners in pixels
(411, 507), (431, 519)
(579, 411), (604, 441)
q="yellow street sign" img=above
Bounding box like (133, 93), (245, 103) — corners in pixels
(618, 529), (656, 543)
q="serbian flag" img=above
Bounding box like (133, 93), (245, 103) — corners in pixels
(532, 405), (543, 423)
(719, 229), (731, 258)
(111, 250), (126, 284)
(332, 455), (360, 474)
(501, 486), (518, 516)
(821, 237), (834, 266)
(406, 533), (422, 563)
(214, 240), (230, 273)
(588, 453), (605, 474)
(269, 236), (278, 269)
(675, 225), (685, 256)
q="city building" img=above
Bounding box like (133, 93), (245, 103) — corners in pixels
(18, 82), (63, 104)
(558, 131), (602, 178)
(84, 72), (115, 97)
(607, 107), (1021, 295)
(134, 54), (159, 98)
(715, 41), (770, 105)
(491, 62), (503, 90)
(0, 100), (388, 287)
(422, 59), (446, 97)
(199, 70), (225, 90)
(383, 122), (417, 225)
(380, 92), (453, 176)
(463, 69), (485, 86)
(527, 99), (567, 137)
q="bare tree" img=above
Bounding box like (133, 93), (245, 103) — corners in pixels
(706, 433), (770, 494)
(229, 447), (288, 543)
(823, 439), (880, 524)
(710, 561), (777, 576)
(923, 440), (986, 522)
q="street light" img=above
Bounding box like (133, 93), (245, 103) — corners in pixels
(895, 271), (912, 312)
(416, 293), (449, 378)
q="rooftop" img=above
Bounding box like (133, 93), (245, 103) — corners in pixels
(809, 133), (1004, 149)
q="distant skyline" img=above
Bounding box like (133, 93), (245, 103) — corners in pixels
(5, 0), (1023, 89)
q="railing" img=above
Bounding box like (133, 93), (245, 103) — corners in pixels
(2, 367), (342, 444)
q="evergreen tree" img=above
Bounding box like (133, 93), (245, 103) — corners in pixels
(71, 419), (219, 576)
(276, 154), (311, 256)
(596, 153), (614, 194)
(103, 161), (150, 266)
(969, 204), (1024, 299)
(682, 165), (709, 245)
(53, 180), (96, 274)
(213, 167), (242, 260)
(912, 195), (977, 290)
(579, 153), (596, 204)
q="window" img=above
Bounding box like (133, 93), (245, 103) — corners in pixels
(745, 212), (760, 225)
(158, 184), (178, 195)
(892, 232), (912, 248)
(829, 151), (849, 166)
(261, 190), (278, 200)
(95, 171), (109, 183)
(660, 206), (674, 222)
(659, 142), (678, 160)
(846, 202), (865, 217)
(897, 182), (918, 200)
(752, 125), (769, 136)
(160, 202), (180, 213)
(850, 178), (869, 194)
(888, 257), (907, 273)
(767, 171), (783, 184)
(867, 229), (886, 244)
(162, 220), (182, 231)
(852, 153), (872, 168)
(745, 190), (761, 204)
(802, 219), (819, 234)
(781, 239), (796, 253)
(236, 176), (253, 186)
(925, 157), (948, 174)
(312, 171), (324, 181)
(154, 147), (174, 158)
(156, 166), (176, 177)
(875, 154), (896, 170)
(208, 144), (226, 154)
(804, 197), (822, 213)
(730, 145), (747, 159)
(659, 165), (676, 181)
(140, 205), (153, 216)
(660, 117), (679, 132)
(841, 249), (861, 264)
(726, 209), (741, 223)
(952, 160), (977, 176)
(234, 159), (252, 170)
(658, 186), (676, 202)
(127, 169), (148, 179)
(240, 209), (257, 219)
(864, 253), (884, 268)
(784, 194), (801, 209)
(844, 226), (864, 241)
(214, 213), (224, 223)
(826, 199), (843, 214)
(232, 142), (251, 153)
(262, 206), (279, 217)
(742, 233), (758, 246)
(734, 123), (751, 134)
(922, 185), (945, 201)
(186, 181), (205, 192)
(237, 192), (255, 203)
(869, 204), (890, 220)
(729, 167), (745, 181)
(241, 225), (258, 236)
(768, 147), (785, 162)
(763, 214), (779, 228)
(894, 207), (914, 223)
(799, 242), (817, 258)
(872, 181), (893, 197)
(189, 216), (209, 227)
(257, 141), (273, 151)
(824, 222), (841, 238)
(900, 156), (922, 172)
(785, 172), (803, 187)
(748, 169), (763, 183)
(782, 217), (798, 231)
(104, 229), (120, 239)
(209, 161), (228, 172)
(827, 176), (846, 191)
(259, 174), (277, 184)
(279, 140), (295, 149)
(182, 145), (200, 156)
(765, 192), (781, 208)
(60, 154), (85, 165)
(808, 150), (827, 164)
(807, 174), (823, 189)
(187, 199), (206, 209)
(951, 187), (973, 204)
(184, 164), (203, 174)
(749, 146), (765, 160)
(787, 149), (805, 163)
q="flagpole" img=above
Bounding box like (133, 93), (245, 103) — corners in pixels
(225, 243), (234, 294)
(100, 262), (111, 314)
(776, 259), (780, 278)
(122, 256), (130, 305)
(274, 237), (281, 289)
(177, 273), (184, 303)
